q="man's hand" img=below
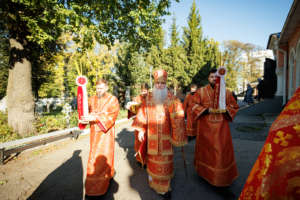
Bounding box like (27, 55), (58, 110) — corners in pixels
(79, 119), (89, 124)
(125, 101), (139, 110)
(138, 131), (145, 142)
(81, 114), (96, 122)
(125, 102), (132, 110)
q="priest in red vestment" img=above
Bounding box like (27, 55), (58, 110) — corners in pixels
(79, 79), (120, 197)
(126, 83), (149, 165)
(183, 83), (198, 136)
(132, 69), (187, 198)
(239, 86), (300, 200)
(190, 68), (239, 186)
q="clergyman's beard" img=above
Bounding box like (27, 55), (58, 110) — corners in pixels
(153, 87), (168, 104)
(97, 92), (105, 99)
(209, 82), (215, 89)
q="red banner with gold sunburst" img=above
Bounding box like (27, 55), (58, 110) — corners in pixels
(76, 76), (89, 130)
(239, 87), (300, 200)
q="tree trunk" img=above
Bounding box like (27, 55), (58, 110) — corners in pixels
(7, 38), (35, 136)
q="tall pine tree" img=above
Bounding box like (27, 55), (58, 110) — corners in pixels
(182, 0), (206, 86)
(164, 16), (189, 92)
(146, 26), (165, 74)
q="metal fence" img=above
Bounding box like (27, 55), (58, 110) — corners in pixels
(0, 118), (129, 165)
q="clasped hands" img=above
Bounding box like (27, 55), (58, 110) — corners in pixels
(208, 108), (226, 114)
(79, 114), (97, 124)
(125, 101), (139, 110)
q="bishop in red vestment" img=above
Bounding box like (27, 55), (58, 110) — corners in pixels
(133, 69), (187, 196)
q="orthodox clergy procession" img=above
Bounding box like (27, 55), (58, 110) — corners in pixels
(2, 1), (299, 200)
(77, 67), (240, 199)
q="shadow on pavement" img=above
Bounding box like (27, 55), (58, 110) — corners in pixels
(85, 154), (119, 200)
(27, 150), (83, 200)
(115, 127), (239, 200)
(96, 178), (119, 200)
(115, 127), (164, 200)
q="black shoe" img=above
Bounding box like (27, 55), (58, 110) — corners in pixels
(213, 187), (235, 199)
(137, 161), (147, 169)
(160, 191), (171, 200)
(188, 136), (196, 142)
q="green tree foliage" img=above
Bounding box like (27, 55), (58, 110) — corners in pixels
(1, 0), (176, 135)
(38, 54), (66, 98)
(170, 16), (180, 48)
(180, 1), (221, 89)
(222, 40), (261, 92)
(145, 26), (165, 71)
(114, 43), (150, 105)
(163, 17), (189, 91)
(39, 31), (119, 99)
(222, 40), (244, 92)
(196, 38), (221, 86)
(114, 26), (167, 105)
(0, 34), (9, 99)
(182, 0), (202, 63)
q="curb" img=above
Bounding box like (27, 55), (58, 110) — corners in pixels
(0, 118), (129, 149)
(0, 118), (131, 164)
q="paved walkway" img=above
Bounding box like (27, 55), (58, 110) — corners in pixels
(0, 100), (281, 200)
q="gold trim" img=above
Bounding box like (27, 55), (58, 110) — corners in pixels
(148, 135), (158, 139)
(195, 108), (207, 119)
(147, 168), (174, 180)
(160, 151), (173, 156)
(136, 151), (146, 167)
(147, 159), (173, 165)
(170, 111), (184, 118)
(270, 114), (300, 132)
(160, 134), (171, 139)
(148, 149), (158, 155)
(149, 180), (171, 194)
(195, 159), (237, 172)
(171, 139), (187, 147)
(192, 105), (199, 111)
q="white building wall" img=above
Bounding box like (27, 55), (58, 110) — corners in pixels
(237, 50), (274, 93)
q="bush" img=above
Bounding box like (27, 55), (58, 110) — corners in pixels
(70, 111), (79, 127)
(35, 113), (66, 134)
(0, 112), (21, 143)
(0, 108), (127, 143)
(117, 109), (127, 120)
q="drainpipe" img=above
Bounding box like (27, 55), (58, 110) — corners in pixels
(278, 48), (287, 105)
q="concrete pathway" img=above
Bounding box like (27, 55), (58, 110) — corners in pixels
(0, 101), (281, 200)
